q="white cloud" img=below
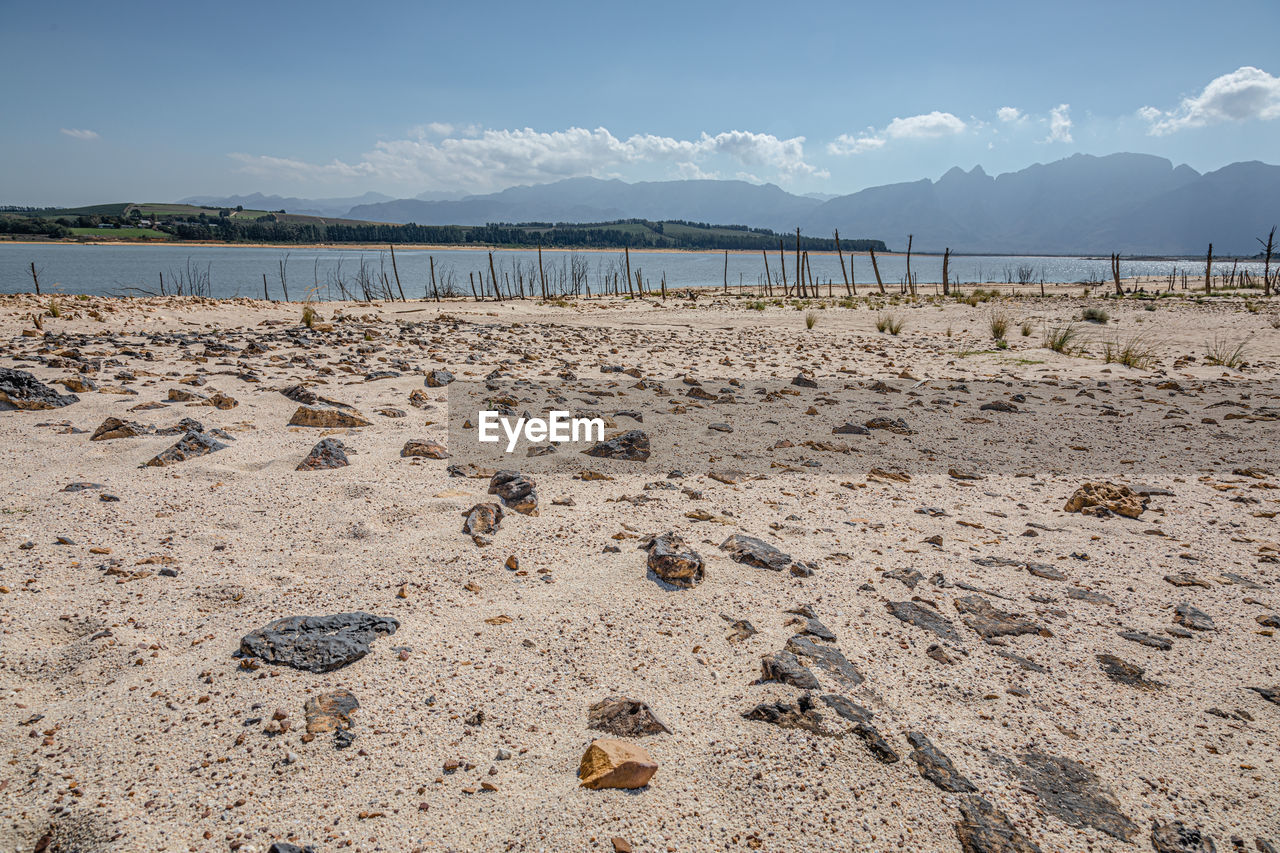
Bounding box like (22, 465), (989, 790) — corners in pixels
(1139, 66), (1280, 135)
(996, 107), (1022, 123)
(1043, 104), (1073, 143)
(60, 128), (99, 140)
(232, 126), (826, 192)
(828, 111), (966, 155)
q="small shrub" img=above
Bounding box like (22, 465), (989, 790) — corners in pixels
(876, 312), (905, 335)
(301, 304), (319, 328)
(47, 298), (61, 318)
(1043, 322), (1082, 355)
(805, 311), (818, 330)
(1020, 320), (1034, 337)
(1081, 306), (1109, 324)
(995, 339), (1009, 350)
(989, 309), (1008, 341)
(745, 300), (767, 311)
(1204, 335), (1249, 368)
(1102, 334), (1158, 369)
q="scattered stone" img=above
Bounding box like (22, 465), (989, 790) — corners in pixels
(90, 417), (150, 441)
(424, 369), (455, 387)
(0, 367), (79, 410)
(884, 567), (923, 589)
(980, 400), (1018, 413)
(1067, 587), (1114, 606)
(239, 612), (399, 672)
(719, 533), (792, 572)
(785, 635), (863, 689)
(1064, 482), (1147, 518)
(402, 439), (449, 458)
(853, 723), (900, 763)
(1097, 654), (1163, 689)
(584, 429), (650, 461)
(791, 371), (818, 388)
(578, 739), (657, 789)
(954, 596), (1043, 639)
(144, 430), (228, 467)
(742, 693), (834, 736)
(833, 422), (870, 435)
(865, 416), (915, 434)
(304, 689), (359, 733)
(297, 438), (349, 471)
(1017, 751), (1138, 841)
(645, 531), (704, 588)
(760, 650), (820, 689)
(887, 601), (960, 642)
(906, 732), (975, 792)
(488, 470), (539, 515)
(722, 615), (758, 644)
(1165, 572), (1211, 589)
(954, 795), (1043, 853)
(587, 697), (671, 737)
(1247, 686), (1279, 706)
(461, 503), (504, 539)
(1174, 603), (1215, 632)
(1119, 630), (1173, 651)
(1151, 819), (1217, 853)
(288, 405), (371, 428)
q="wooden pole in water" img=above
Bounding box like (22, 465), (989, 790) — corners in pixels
(538, 244), (546, 299)
(795, 228), (803, 299)
(469, 271), (478, 301)
(263, 273), (269, 302)
(942, 248), (950, 296)
(904, 234), (913, 295)
(870, 246), (885, 294)
(1204, 243), (1213, 294)
(429, 255), (439, 301)
(723, 250), (728, 294)
(624, 246), (633, 299)
(778, 239), (788, 297)
(390, 244), (406, 301)
(835, 229), (851, 297)
(489, 251), (503, 302)
(762, 250), (773, 297)
(29, 262), (40, 296)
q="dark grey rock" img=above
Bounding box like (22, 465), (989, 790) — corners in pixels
(1017, 751), (1138, 841)
(488, 470), (538, 515)
(584, 429), (650, 461)
(1097, 654), (1163, 690)
(1151, 819), (1217, 853)
(955, 595), (1043, 639)
(239, 612), (399, 672)
(424, 369), (455, 387)
(296, 438), (349, 471)
(906, 731), (976, 792)
(1119, 630), (1173, 651)
(719, 533), (792, 572)
(0, 367), (79, 410)
(588, 696), (671, 736)
(645, 531), (704, 588)
(887, 600), (960, 642)
(144, 430), (228, 467)
(785, 635), (863, 689)
(955, 795), (1043, 853)
(853, 723), (900, 763)
(1174, 603), (1215, 631)
(760, 650), (819, 689)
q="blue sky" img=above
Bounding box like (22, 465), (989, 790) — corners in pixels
(4, 0), (1279, 205)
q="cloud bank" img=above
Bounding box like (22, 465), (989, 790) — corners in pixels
(828, 110), (967, 155)
(1140, 66), (1280, 135)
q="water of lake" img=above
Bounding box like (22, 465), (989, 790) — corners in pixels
(0, 242), (1267, 301)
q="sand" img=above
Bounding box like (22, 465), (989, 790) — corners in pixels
(1, 288), (1278, 853)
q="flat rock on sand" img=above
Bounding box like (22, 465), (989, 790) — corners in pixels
(145, 430), (228, 467)
(1017, 751), (1138, 841)
(645, 531), (704, 588)
(955, 795), (1043, 853)
(887, 600), (961, 642)
(0, 366), (79, 410)
(288, 404), (371, 428)
(578, 739), (657, 789)
(954, 595), (1044, 639)
(587, 696), (671, 736)
(239, 613), (399, 672)
(719, 533), (792, 571)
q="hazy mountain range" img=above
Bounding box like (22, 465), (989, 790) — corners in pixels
(178, 191), (395, 218)
(190, 154), (1279, 255)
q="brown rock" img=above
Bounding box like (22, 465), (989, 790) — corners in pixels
(304, 689), (359, 733)
(645, 531), (704, 588)
(91, 416), (150, 441)
(1064, 482), (1146, 518)
(578, 739), (657, 789)
(401, 439), (449, 459)
(288, 405), (371, 428)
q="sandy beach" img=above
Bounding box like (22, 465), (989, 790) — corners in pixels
(1, 289), (1278, 853)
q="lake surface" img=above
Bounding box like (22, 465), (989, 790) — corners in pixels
(0, 242), (1267, 301)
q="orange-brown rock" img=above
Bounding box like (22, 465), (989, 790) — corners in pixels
(578, 739), (657, 789)
(1064, 482), (1146, 518)
(288, 405), (371, 428)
